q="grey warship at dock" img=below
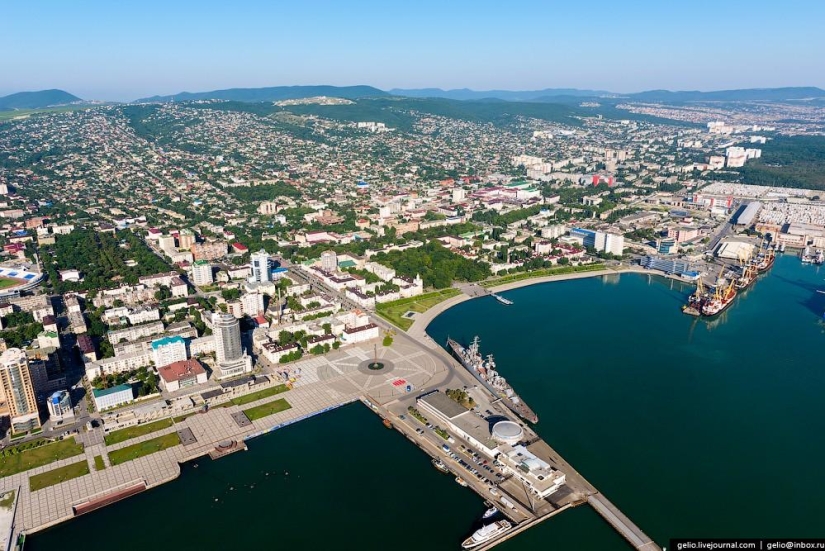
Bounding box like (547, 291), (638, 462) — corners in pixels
(447, 336), (539, 424)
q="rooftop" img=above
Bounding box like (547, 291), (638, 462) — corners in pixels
(158, 358), (206, 383)
(92, 383), (133, 398)
(417, 390), (467, 419)
(151, 335), (186, 349)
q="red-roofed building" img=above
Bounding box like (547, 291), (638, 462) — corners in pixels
(158, 358), (208, 392)
(232, 243), (248, 254)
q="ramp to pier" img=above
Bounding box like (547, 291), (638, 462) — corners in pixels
(588, 493), (661, 551)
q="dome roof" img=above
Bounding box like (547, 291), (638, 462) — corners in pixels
(492, 420), (523, 444)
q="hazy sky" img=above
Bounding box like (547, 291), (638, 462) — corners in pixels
(2, 0), (824, 101)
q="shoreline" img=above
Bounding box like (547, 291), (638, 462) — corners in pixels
(407, 266), (682, 340)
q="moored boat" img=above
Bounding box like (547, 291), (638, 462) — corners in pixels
(482, 506), (499, 519)
(461, 521), (513, 549)
(432, 458), (450, 474)
(491, 293), (513, 305)
(447, 337), (538, 424)
(455, 477), (468, 487)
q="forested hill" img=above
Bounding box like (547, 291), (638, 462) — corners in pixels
(0, 89), (82, 110)
(738, 135), (825, 190)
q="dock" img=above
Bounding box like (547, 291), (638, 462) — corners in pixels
(588, 493), (660, 551)
(361, 348), (663, 551)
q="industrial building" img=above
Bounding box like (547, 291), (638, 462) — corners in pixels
(734, 201), (762, 228)
(641, 256), (700, 279)
(715, 241), (754, 261)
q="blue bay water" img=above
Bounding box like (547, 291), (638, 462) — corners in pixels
(27, 254), (825, 550)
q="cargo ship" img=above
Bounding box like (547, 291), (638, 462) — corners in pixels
(701, 280), (737, 317)
(735, 262), (757, 290)
(755, 247), (775, 273)
(447, 337), (539, 424)
(682, 279), (705, 316)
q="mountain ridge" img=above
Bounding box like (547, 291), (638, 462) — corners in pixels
(134, 85), (389, 104)
(0, 89), (83, 110)
(389, 86), (825, 103)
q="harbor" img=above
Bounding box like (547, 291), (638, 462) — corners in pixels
(11, 308), (663, 551)
(22, 256), (825, 550)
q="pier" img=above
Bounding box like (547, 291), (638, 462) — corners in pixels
(588, 493), (661, 551)
(360, 319), (663, 551)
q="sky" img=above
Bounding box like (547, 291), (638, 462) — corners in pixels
(2, 0), (824, 101)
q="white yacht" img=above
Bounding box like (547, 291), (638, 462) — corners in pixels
(461, 520), (512, 549)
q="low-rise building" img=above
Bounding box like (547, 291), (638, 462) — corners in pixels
(158, 358), (208, 392)
(47, 389), (73, 421)
(340, 323), (379, 344)
(92, 383), (134, 411)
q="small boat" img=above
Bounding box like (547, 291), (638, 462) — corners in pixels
(382, 418), (392, 429)
(462, 520), (513, 549)
(482, 506), (499, 519)
(432, 458), (450, 474)
(455, 477), (468, 487)
(491, 293), (513, 305)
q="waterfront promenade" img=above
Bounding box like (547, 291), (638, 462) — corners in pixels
(3, 340), (442, 535)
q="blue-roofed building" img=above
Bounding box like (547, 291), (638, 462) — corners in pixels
(92, 384), (134, 411)
(47, 389), (73, 420)
(151, 335), (188, 367)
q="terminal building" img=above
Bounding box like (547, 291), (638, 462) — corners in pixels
(416, 391), (567, 499)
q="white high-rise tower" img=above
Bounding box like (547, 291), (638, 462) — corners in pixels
(212, 312), (252, 378)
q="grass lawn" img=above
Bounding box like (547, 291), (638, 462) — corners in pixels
(375, 288), (461, 331)
(243, 398), (292, 421)
(0, 278), (20, 290)
(104, 418), (174, 446)
(108, 433), (180, 466)
(480, 263), (606, 287)
(29, 461), (89, 491)
(93, 455), (106, 471)
(0, 439), (84, 478)
(230, 384), (288, 407)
